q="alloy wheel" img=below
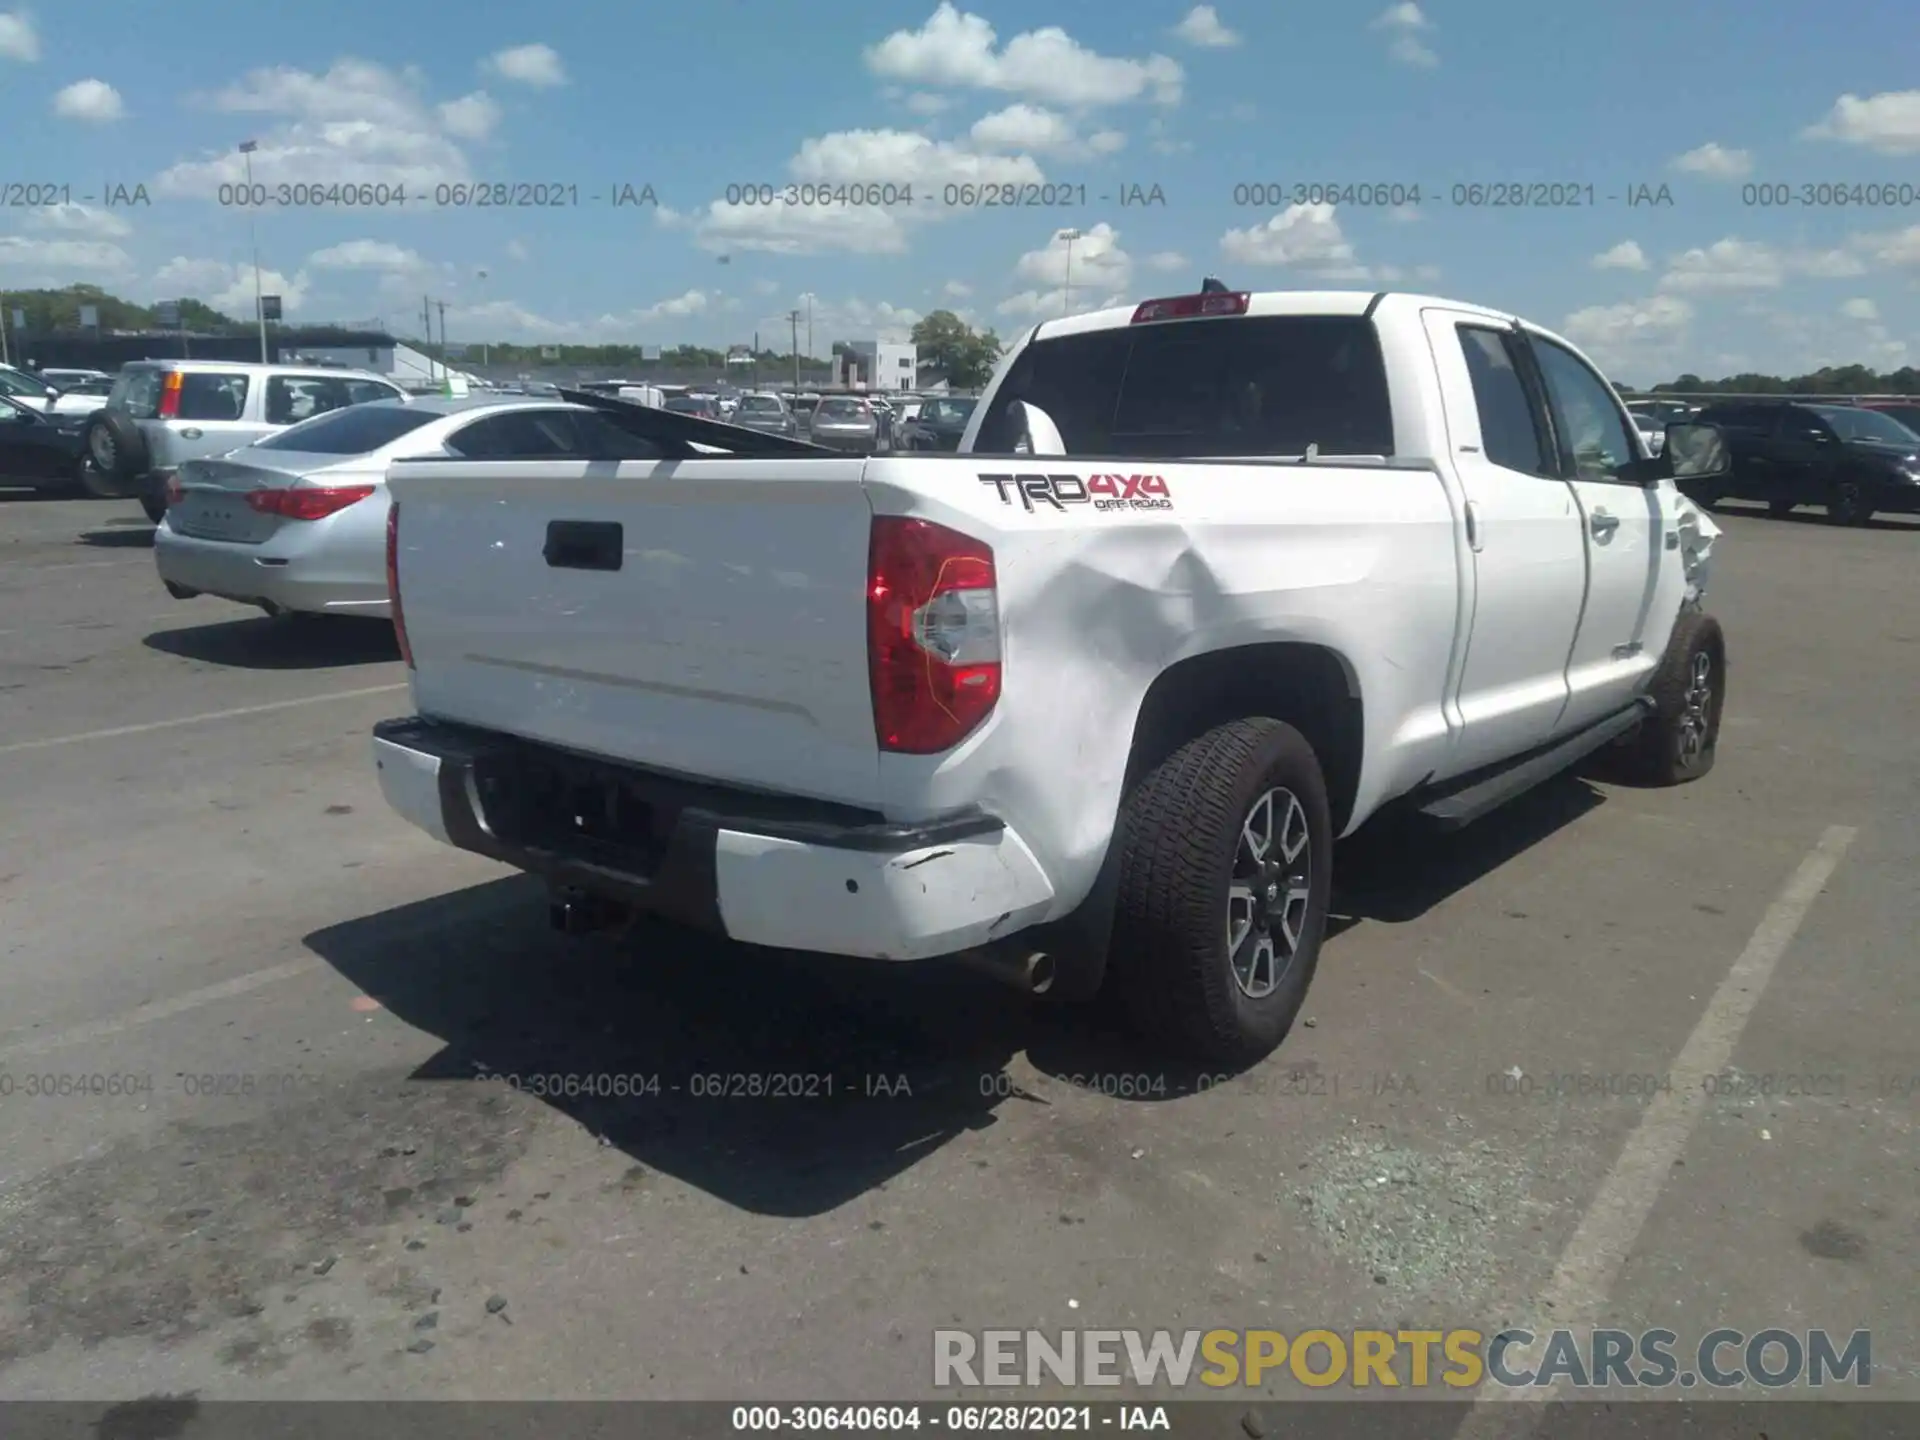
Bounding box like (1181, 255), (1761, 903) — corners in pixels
(1226, 787), (1312, 1000)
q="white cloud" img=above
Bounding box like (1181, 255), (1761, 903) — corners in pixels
(1746, 304), (1910, 372)
(1857, 222), (1920, 268)
(642, 290), (709, 320)
(1659, 237), (1866, 291)
(998, 222), (1132, 317)
(969, 104), (1124, 158)
(1803, 90), (1920, 155)
(1371, 3), (1437, 68)
(944, 279), (973, 297)
(505, 238), (529, 261)
(906, 92), (952, 115)
(0, 235), (131, 280)
(696, 201), (910, 257)
(154, 59), (478, 197)
(1559, 295), (1693, 371)
(1172, 5), (1240, 47)
(0, 9), (37, 61)
(777, 295), (922, 344)
(52, 78), (124, 122)
(308, 240), (425, 271)
(1387, 203), (1422, 224)
(27, 202), (132, 238)
(151, 257), (310, 316)
(1219, 202), (1358, 270)
(866, 3), (1183, 108)
(485, 43), (567, 88)
(438, 91), (500, 140)
(1592, 240), (1649, 271)
(793, 128), (1046, 186)
(1670, 142), (1752, 179)
(1840, 297), (1879, 321)
(1145, 250), (1189, 273)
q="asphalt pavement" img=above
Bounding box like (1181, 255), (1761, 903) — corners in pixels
(0, 487), (1914, 1410)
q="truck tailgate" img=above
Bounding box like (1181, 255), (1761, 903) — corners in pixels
(386, 457), (883, 806)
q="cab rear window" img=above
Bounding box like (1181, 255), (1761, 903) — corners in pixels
(976, 315), (1395, 457)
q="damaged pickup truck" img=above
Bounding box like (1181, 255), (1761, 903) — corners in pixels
(371, 285), (1730, 1064)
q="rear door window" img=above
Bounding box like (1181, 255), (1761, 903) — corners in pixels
(975, 315), (1395, 457)
(1457, 325), (1553, 476)
(175, 373), (249, 421)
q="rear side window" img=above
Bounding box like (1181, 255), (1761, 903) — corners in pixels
(266, 375), (397, 425)
(110, 369), (163, 418)
(256, 405), (440, 454)
(571, 410), (664, 460)
(975, 316), (1394, 457)
(447, 409), (654, 458)
(1458, 326), (1551, 475)
(175, 373), (249, 421)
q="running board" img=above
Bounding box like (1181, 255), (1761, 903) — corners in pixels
(1416, 699), (1653, 831)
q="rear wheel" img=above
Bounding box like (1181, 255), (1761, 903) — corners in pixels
(1109, 718), (1332, 1066)
(139, 487), (167, 525)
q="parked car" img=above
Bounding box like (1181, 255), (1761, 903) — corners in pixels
(156, 397), (663, 622)
(46, 375), (118, 417)
(662, 394), (720, 419)
(38, 367), (111, 390)
(82, 361), (411, 523)
(899, 395), (977, 450)
(0, 391), (90, 490)
(731, 392), (800, 437)
(1627, 409), (1667, 457)
(373, 285), (1731, 1065)
(1689, 400), (1920, 524)
(806, 396), (884, 454)
(889, 398), (925, 448)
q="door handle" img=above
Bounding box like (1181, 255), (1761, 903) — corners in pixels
(1589, 509), (1620, 539)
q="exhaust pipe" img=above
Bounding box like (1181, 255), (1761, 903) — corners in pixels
(953, 945), (1056, 995)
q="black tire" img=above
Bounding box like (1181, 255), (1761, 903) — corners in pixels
(1827, 478), (1873, 527)
(1109, 718), (1333, 1065)
(81, 411), (150, 494)
(1620, 609), (1726, 786)
(140, 490), (167, 524)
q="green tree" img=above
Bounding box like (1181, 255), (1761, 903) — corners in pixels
(911, 310), (1003, 391)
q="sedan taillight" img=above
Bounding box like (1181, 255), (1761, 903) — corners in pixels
(245, 485), (376, 521)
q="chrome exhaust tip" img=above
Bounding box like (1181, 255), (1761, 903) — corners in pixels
(954, 945), (1055, 995)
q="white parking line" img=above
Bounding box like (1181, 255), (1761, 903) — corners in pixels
(0, 960), (318, 1063)
(1457, 822), (1857, 1436)
(0, 683), (407, 756)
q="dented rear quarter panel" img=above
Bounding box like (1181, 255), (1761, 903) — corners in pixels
(860, 454), (1466, 920)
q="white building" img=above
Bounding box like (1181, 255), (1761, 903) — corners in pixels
(832, 339), (918, 392)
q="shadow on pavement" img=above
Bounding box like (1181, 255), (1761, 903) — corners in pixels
(77, 526), (156, 548)
(144, 614), (400, 670)
(305, 773), (1608, 1212)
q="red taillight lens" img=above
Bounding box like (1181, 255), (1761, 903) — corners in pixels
(244, 485), (375, 521)
(157, 370), (183, 418)
(163, 474), (184, 507)
(387, 502), (413, 668)
(867, 516), (1000, 754)
(1130, 291), (1250, 323)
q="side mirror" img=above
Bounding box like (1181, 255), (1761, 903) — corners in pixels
(1662, 421), (1730, 482)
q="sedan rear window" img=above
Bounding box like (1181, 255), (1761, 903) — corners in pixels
(256, 404), (439, 454)
(815, 399), (869, 419)
(975, 316), (1393, 457)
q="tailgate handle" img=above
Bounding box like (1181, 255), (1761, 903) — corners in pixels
(544, 520), (624, 571)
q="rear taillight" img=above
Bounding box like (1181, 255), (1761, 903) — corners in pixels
(867, 516), (1000, 754)
(1130, 291), (1250, 323)
(157, 370), (183, 418)
(387, 502), (413, 668)
(163, 474), (183, 507)
(244, 485), (375, 521)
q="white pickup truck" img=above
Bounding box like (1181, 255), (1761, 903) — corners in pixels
(372, 287), (1731, 1064)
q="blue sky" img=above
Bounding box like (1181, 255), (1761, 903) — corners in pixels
(5, 0), (1920, 382)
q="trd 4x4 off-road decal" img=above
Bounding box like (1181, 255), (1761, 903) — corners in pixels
(978, 473), (1173, 514)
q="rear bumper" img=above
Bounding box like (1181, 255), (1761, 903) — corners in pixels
(372, 718), (1056, 960)
(155, 522), (390, 617)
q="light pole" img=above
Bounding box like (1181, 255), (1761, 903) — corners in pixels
(475, 269), (490, 369)
(1059, 228), (1082, 317)
(788, 310), (802, 391)
(239, 141), (268, 362)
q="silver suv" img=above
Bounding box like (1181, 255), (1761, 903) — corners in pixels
(83, 361), (409, 521)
